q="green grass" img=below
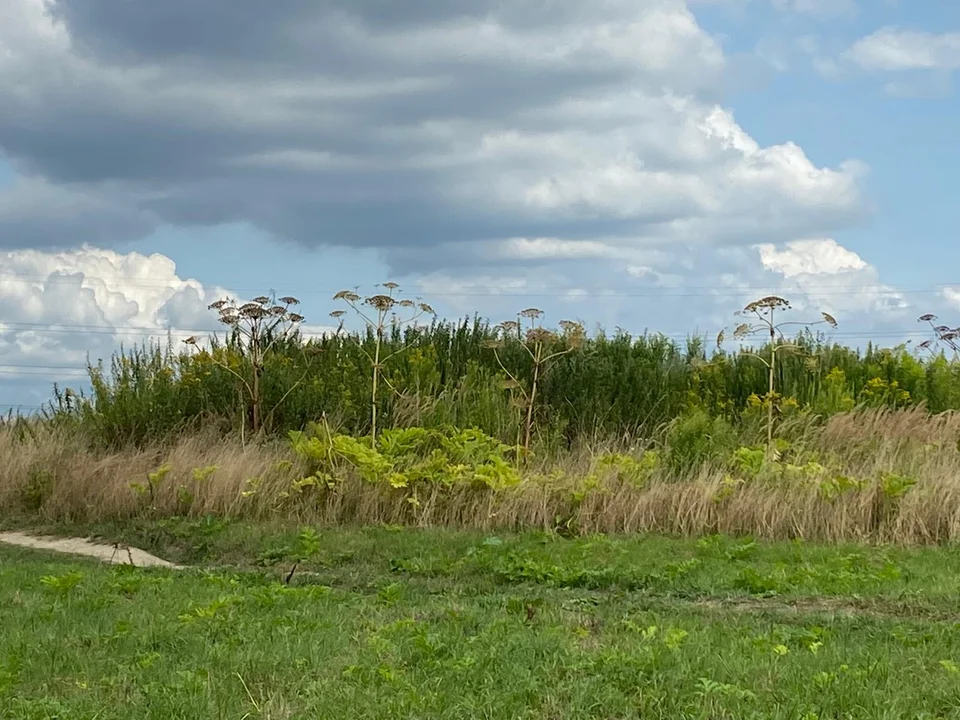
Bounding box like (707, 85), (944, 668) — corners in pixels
(5, 524), (960, 718)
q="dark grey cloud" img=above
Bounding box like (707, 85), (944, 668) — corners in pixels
(48, 0), (329, 63)
(0, 177), (156, 249)
(48, 0), (664, 63)
(0, 0), (865, 268)
(0, 1), (894, 407)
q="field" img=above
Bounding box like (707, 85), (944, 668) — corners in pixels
(1, 297), (957, 542)
(5, 298), (960, 716)
(4, 522), (960, 719)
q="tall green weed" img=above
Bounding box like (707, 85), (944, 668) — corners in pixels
(50, 320), (960, 449)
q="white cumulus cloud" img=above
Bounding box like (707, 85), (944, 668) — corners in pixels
(847, 28), (960, 72)
(0, 246), (231, 408)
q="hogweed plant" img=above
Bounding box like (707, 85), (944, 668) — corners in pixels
(332, 283), (436, 443)
(718, 296), (837, 456)
(185, 293), (306, 437)
(485, 309), (585, 457)
(917, 314), (960, 359)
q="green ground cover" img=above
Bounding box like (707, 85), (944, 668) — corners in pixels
(3, 524), (960, 718)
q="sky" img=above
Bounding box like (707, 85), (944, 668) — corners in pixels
(0, 0), (959, 411)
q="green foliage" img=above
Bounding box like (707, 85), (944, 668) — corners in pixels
(255, 527), (323, 568)
(42, 315), (960, 450)
(879, 472), (918, 503)
(731, 446), (766, 479)
(290, 425), (522, 495)
(595, 450), (660, 487)
(39, 571), (84, 596)
(818, 475), (868, 502)
(664, 408), (738, 476)
(10, 528), (960, 719)
(130, 463), (172, 504)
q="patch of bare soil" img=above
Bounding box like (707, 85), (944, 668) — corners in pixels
(0, 532), (182, 569)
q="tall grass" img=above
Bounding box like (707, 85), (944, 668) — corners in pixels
(4, 407), (960, 544)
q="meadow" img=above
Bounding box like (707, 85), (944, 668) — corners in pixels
(2, 291), (960, 542)
(5, 292), (960, 716)
(5, 524), (960, 719)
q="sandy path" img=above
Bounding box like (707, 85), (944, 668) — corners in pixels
(0, 532), (182, 569)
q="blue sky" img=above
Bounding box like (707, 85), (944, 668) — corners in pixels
(0, 0), (959, 409)
(695, 0), (960, 288)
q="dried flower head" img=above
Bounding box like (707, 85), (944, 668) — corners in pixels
(743, 296), (790, 314)
(252, 296), (270, 305)
(919, 314), (937, 323)
(329, 310), (345, 319)
(483, 338), (504, 350)
(268, 305), (287, 316)
(382, 281), (399, 290)
(733, 323), (751, 339)
(498, 320), (520, 335)
(239, 303), (267, 319)
(183, 336), (198, 345)
(418, 302), (435, 315)
(821, 312), (837, 328)
(716, 329), (725, 348)
(526, 327), (556, 345)
(288, 313), (304, 323)
(279, 296), (300, 306)
(218, 313), (239, 325)
(207, 299), (228, 311)
(918, 340), (933, 350)
(333, 290), (361, 303)
(519, 308), (544, 320)
(364, 294), (396, 312)
(399, 299), (415, 308)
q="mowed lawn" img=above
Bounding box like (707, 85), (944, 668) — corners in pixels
(4, 524), (960, 718)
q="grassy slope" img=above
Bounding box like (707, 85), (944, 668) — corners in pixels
(4, 525), (960, 718)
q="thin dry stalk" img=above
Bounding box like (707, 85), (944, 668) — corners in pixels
(486, 311), (585, 457)
(720, 296), (837, 456)
(192, 293), (306, 435)
(333, 283), (436, 442)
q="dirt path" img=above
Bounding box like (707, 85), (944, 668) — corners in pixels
(0, 532), (182, 569)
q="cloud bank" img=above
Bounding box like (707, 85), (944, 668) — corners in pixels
(0, 0), (943, 407)
(0, 0), (866, 266)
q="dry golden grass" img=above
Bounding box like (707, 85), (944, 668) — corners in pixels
(3, 407), (960, 544)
